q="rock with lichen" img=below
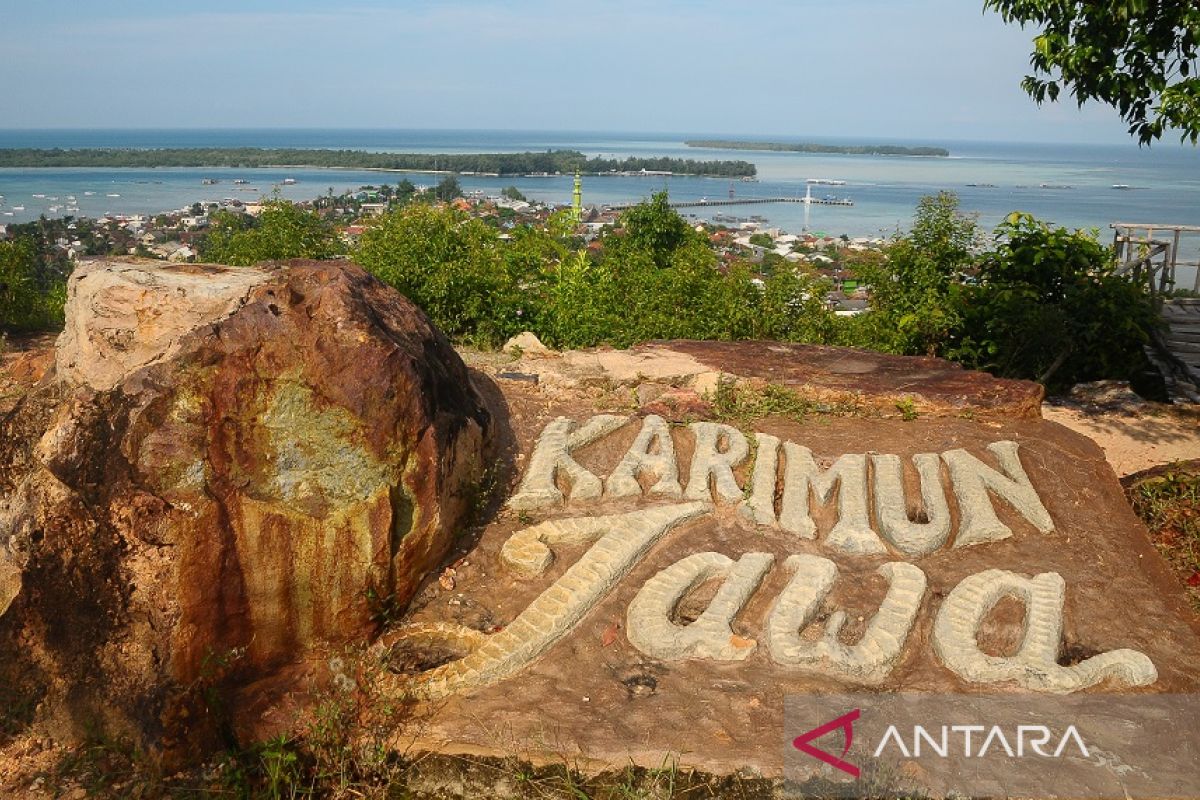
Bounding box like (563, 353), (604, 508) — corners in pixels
(0, 259), (492, 764)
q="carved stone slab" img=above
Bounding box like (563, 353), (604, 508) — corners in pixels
(329, 351), (1200, 778)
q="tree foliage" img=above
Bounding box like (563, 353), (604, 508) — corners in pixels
(201, 200), (343, 266)
(609, 191), (698, 269)
(0, 148), (757, 177)
(354, 204), (537, 347)
(986, 0), (1200, 143)
(434, 176), (463, 203)
(0, 238), (66, 332)
(858, 192), (980, 355)
(353, 196), (836, 351)
(685, 140), (950, 157)
(859, 194), (1156, 390)
(946, 213), (1157, 391)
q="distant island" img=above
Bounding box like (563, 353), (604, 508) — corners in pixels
(0, 148), (756, 178)
(685, 140), (950, 157)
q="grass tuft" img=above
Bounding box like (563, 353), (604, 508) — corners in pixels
(1126, 462), (1200, 611)
(710, 381), (864, 426)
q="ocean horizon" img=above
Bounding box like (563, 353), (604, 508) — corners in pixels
(1, 128), (1196, 246)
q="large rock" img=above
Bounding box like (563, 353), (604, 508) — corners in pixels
(363, 342), (1200, 787)
(503, 339), (1044, 418)
(0, 259), (491, 760)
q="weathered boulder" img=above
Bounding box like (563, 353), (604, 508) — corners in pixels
(369, 342), (1200, 785)
(0, 259), (492, 760)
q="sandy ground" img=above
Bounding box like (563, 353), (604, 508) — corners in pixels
(1041, 382), (1200, 478)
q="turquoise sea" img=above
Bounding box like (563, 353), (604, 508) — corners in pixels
(0, 128), (1196, 242)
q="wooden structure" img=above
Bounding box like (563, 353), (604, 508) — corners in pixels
(607, 195), (854, 211)
(1112, 223), (1200, 402)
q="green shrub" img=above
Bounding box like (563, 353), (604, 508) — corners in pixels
(201, 199), (343, 266)
(355, 204), (542, 347)
(537, 234), (834, 350)
(0, 238), (66, 332)
(607, 190), (700, 268)
(946, 213), (1157, 391)
(856, 191), (979, 355)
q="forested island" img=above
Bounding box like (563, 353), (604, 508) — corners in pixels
(685, 140), (950, 157)
(0, 148), (756, 177)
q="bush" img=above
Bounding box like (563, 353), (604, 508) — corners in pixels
(540, 227), (833, 350)
(201, 200), (343, 266)
(857, 192), (979, 355)
(0, 238), (66, 332)
(354, 194), (838, 352)
(607, 190), (699, 268)
(946, 213), (1157, 392)
(355, 204), (541, 347)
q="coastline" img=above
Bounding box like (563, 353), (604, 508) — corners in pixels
(1, 131), (1196, 242)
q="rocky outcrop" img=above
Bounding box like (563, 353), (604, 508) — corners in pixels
(495, 339), (1044, 418)
(0, 260), (492, 761)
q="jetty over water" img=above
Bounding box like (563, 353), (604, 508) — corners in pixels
(1112, 222), (1200, 402)
(607, 195), (853, 212)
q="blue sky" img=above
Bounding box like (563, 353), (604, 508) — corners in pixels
(0, 0), (1170, 144)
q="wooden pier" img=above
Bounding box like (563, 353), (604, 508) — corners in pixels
(1161, 299), (1200, 400)
(1112, 222), (1200, 402)
(607, 196), (853, 211)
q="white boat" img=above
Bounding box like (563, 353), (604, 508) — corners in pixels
(48, 205), (61, 212)
(12, 205), (25, 211)
(107, 193), (120, 197)
(806, 178), (847, 185)
(67, 195), (76, 201)
(1112, 184), (1133, 190)
(2, 212), (12, 217)
(32, 193), (46, 199)
(281, 178), (297, 185)
(83, 191), (95, 196)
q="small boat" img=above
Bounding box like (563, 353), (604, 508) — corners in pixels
(233, 179), (248, 185)
(107, 193), (120, 197)
(83, 191), (95, 196)
(281, 178), (297, 185)
(66, 195), (76, 201)
(201, 178), (219, 185)
(32, 194), (46, 199)
(2, 212), (13, 217)
(12, 205), (25, 211)
(48, 205), (61, 212)
(1111, 184), (1133, 190)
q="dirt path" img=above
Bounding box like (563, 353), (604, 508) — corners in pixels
(1042, 383), (1200, 478)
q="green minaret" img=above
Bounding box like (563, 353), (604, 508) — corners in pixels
(572, 169), (583, 221)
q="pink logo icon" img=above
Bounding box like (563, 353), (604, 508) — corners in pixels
(792, 708), (861, 778)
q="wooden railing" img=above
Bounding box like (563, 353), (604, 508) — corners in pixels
(1111, 223), (1200, 301)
